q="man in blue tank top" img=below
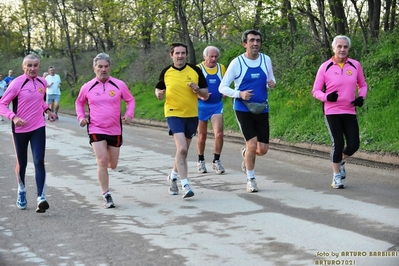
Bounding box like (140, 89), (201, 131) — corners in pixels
(196, 46), (227, 175)
(219, 30), (276, 193)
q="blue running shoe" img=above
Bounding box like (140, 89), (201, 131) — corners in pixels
(36, 197), (50, 213)
(182, 184), (194, 198)
(16, 191), (27, 210)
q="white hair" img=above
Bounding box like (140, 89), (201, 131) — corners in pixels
(203, 46), (220, 57)
(332, 35), (351, 49)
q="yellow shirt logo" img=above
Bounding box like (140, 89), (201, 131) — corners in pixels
(346, 70), (353, 76)
(39, 87), (44, 93)
(109, 90), (116, 97)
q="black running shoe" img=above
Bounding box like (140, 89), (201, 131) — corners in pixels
(103, 193), (115, 208)
(36, 197), (50, 213)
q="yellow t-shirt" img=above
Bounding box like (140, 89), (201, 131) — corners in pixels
(156, 63), (207, 118)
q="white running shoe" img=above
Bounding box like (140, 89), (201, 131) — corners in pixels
(212, 160), (225, 174)
(241, 147), (246, 173)
(340, 162), (346, 179)
(331, 175), (344, 189)
(182, 184), (194, 198)
(246, 178), (258, 193)
(197, 160), (207, 173)
(103, 193), (115, 208)
(167, 175), (179, 195)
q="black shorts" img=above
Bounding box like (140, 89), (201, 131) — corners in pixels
(89, 134), (123, 147)
(235, 111), (269, 143)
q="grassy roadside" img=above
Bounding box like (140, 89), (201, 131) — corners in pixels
(52, 33), (399, 157)
(60, 78), (399, 158)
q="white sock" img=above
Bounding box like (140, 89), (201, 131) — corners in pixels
(180, 178), (189, 188)
(18, 184), (25, 192)
(170, 170), (178, 180)
(247, 169), (255, 180)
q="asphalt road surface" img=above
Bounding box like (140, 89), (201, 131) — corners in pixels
(0, 114), (398, 266)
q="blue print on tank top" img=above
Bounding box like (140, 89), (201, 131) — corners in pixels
(234, 54), (269, 113)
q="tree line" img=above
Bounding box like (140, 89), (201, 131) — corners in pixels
(0, 0), (397, 85)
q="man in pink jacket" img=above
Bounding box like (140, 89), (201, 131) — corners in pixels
(0, 54), (57, 213)
(76, 53), (136, 208)
(312, 35), (368, 189)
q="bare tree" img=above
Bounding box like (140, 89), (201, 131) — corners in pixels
(389, 0), (397, 31)
(52, 0), (78, 84)
(350, 0), (369, 47)
(328, 0), (347, 35)
(254, 1), (263, 30)
(368, 0), (381, 38)
(316, 0), (332, 60)
(176, 0), (196, 64)
(281, 0), (297, 50)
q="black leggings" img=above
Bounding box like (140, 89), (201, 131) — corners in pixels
(325, 114), (359, 163)
(12, 126), (47, 197)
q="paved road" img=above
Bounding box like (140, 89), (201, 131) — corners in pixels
(0, 115), (398, 266)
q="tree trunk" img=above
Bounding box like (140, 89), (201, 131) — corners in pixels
(254, 1), (263, 30)
(328, 0), (346, 35)
(350, 0), (369, 48)
(383, 0), (392, 32)
(316, 0), (331, 60)
(389, 0), (397, 31)
(177, 0), (196, 64)
(56, 0), (77, 85)
(304, 0), (319, 42)
(368, 0), (381, 39)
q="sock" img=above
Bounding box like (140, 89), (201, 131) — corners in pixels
(198, 154), (205, 161)
(170, 170), (178, 180)
(102, 190), (110, 196)
(18, 183), (26, 192)
(213, 153), (220, 163)
(247, 169), (255, 180)
(180, 178), (189, 188)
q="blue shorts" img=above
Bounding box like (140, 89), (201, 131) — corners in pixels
(198, 101), (223, 122)
(89, 134), (123, 147)
(166, 117), (198, 139)
(47, 94), (60, 104)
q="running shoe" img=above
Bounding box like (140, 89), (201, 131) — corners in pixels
(340, 162), (346, 179)
(16, 191), (27, 210)
(36, 197), (50, 213)
(241, 147), (246, 173)
(167, 175), (179, 195)
(212, 160), (225, 174)
(246, 178), (258, 193)
(103, 193), (115, 208)
(197, 160), (207, 173)
(182, 184), (194, 198)
(331, 174), (344, 189)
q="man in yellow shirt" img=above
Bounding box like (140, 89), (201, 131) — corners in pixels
(155, 42), (208, 198)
